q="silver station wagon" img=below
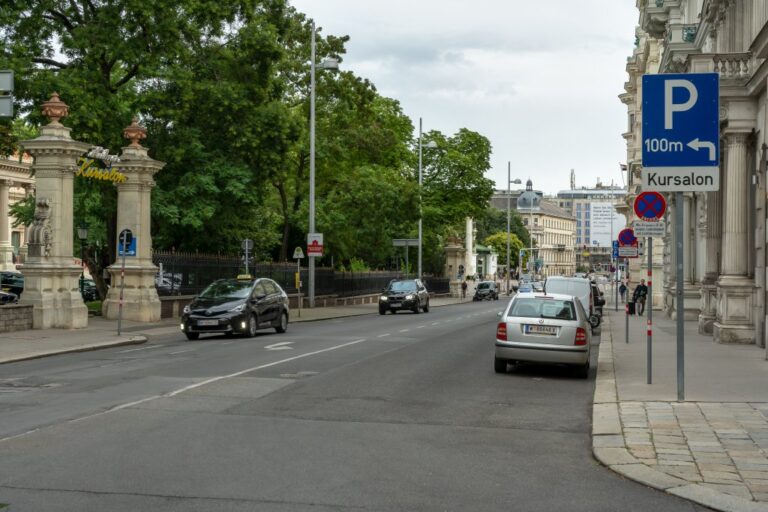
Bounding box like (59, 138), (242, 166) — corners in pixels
(494, 292), (592, 378)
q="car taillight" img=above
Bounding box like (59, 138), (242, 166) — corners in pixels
(497, 322), (507, 341)
(575, 327), (587, 346)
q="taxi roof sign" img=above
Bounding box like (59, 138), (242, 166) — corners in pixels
(236, 274), (253, 280)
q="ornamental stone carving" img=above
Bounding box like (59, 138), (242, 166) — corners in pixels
(40, 92), (69, 125)
(27, 198), (52, 258)
(123, 117), (147, 148)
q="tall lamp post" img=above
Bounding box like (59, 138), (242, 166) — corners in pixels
(308, 20), (339, 308)
(77, 222), (88, 296)
(418, 118), (437, 280)
(505, 162), (522, 295)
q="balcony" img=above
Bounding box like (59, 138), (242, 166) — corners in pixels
(688, 52), (755, 84)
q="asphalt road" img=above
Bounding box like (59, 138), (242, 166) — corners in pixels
(0, 301), (707, 511)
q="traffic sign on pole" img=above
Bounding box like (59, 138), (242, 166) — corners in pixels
(634, 191), (667, 220)
(618, 228), (636, 246)
(307, 233), (323, 257)
(641, 73), (719, 191)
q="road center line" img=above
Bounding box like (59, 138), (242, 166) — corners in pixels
(417, 325), (426, 329)
(399, 329), (409, 333)
(377, 333), (391, 338)
(169, 349), (194, 355)
(118, 345), (163, 354)
(431, 322), (439, 325)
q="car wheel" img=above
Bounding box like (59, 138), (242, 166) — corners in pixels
(224, 331), (234, 338)
(246, 314), (258, 337)
(185, 332), (199, 341)
(589, 314), (601, 329)
(575, 360), (590, 379)
(423, 300), (429, 313)
(413, 302), (421, 314)
(494, 357), (507, 374)
(379, 307), (386, 315)
(275, 311), (288, 333)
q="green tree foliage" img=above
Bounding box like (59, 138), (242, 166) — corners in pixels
(475, 206), (530, 249)
(484, 232), (525, 270)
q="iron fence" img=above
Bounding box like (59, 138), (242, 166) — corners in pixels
(152, 251), (450, 297)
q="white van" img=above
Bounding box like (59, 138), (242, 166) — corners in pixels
(543, 276), (598, 330)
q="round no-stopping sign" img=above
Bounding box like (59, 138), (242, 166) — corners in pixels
(634, 191), (666, 220)
(618, 228), (636, 246)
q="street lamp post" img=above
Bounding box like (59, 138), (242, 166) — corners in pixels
(308, 21), (339, 308)
(417, 118), (437, 281)
(77, 222), (88, 296)
(505, 163), (522, 295)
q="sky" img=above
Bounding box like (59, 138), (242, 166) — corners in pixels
(289, 0), (639, 195)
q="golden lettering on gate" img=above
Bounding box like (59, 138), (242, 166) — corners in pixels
(75, 158), (127, 183)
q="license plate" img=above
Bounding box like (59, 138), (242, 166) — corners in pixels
(197, 319), (218, 326)
(525, 324), (557, 335)
(390, 302), (401, 307)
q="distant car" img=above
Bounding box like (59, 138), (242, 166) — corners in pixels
(531, 281), (544, 292)
(495, 292), (592, 378)
(181, 276), (289, 341)
(379, 279), (430, 314)
(81, 279), (98, 301)
(473, 281), (499, 301)
(0, 271), (23, 297)
(590, 282), (605, 316)
(0, 290), (18, 305)
(517, 282), (533, 293)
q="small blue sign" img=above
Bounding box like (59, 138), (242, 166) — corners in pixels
(642, 73), (719, 191)
(118, 236), (137, 257)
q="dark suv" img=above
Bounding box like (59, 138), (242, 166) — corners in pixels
(181, 276), (289, 340)
(379, 279), (430, 314)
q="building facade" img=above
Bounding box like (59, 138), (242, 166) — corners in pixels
(623, 0), (768, 350)
(0, 155), (34, 270)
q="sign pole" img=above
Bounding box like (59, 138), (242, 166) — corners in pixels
(117, 235), (127, 336)
(647, 236), (653, 384)
(297, 257), (301, 318)
(625, 257), (629, 344)
(676, 192), (685, 401)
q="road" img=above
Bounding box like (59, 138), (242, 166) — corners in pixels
(0, 301), (706, 511)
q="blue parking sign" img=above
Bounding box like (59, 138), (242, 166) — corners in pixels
(642, 73), (719, 191)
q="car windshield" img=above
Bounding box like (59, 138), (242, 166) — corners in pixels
(510, 298), (577, 320)
(545, 280), (585, 297)
(478, 282), (490, 289)
(389, 281), (417, 292)
(198, 280), (253, 299)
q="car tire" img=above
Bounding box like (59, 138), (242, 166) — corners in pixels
(413, 302), (421, 314)
(423, 300), (429, 313)
(275, 311), (288, 333)
(224, 331), (234, 338)
(379, 308), (386, 315)
(185, 332), (199, 341)
(589, 314), (601, 329)
(246, 314), (258, 337)
(494, 357), (507, 374)
(576, 360), (590, 379)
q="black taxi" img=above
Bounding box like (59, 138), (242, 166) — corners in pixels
(181, 275), (289, 340)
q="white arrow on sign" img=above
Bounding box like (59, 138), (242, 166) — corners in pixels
(265, 342), (294, 350)
(687, 138), (716, 162)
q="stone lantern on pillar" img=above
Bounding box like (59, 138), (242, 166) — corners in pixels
(19, 93), (90, 328)
(102, 117), (164, 322)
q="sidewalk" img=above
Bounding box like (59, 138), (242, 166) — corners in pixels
(593, 306), (768, 512)
(0, 293), (479, 365)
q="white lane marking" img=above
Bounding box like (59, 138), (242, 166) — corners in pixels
(169, 349), (194, 355)
(377, 333), (391, 338)
(265, 341), (294, 351)
(222, 341), (234, 345)
(431, 322), (439, 326)
(118, 345), (163, 354)
(399, 329), (409, 333)
(417, 325), (426, 329)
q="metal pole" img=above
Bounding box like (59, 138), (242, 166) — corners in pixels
(506, 163), (511, 295)
(297, 258), (301, 318)
(647, 236), (653, 384)
(244, 243), (249, 276)
(405, 243), (409, 279)
(625, 257), (629, 344)
(117, 236), (127, 336)
(418, 117), (423, 280)
(675, 192), (684, 401)
(308, 21), (317, 308)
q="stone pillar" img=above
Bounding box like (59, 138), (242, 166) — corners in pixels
(0, 179), (15, 271)
(699, 188), (722, 334)
(714, 131), (755, 343)
(675, 193), (701, 320)
(18, 93), (90, 329)
(102, 118), (164, 322)
(464, 217), (475, 278)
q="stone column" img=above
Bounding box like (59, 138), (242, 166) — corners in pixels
(699, 187), (722, 334)
(102, 118), (164, 322)
(714, 131), (755, 343)
(675, 193), (701, 320)
(18, 93), (90, 328)
(0, 179), (15, 270)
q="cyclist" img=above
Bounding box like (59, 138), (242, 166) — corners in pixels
(633, 279), (649, 316)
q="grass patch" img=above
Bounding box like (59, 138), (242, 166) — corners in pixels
(86, 300), (102, 314)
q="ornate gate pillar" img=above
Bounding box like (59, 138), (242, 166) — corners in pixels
(0, 179), (15, 270)
(102, 118), (164, 322)
(18, 93), (90, 328)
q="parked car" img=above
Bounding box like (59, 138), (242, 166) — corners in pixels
(517, 282), (533, 294)
(494, 292), (592, 378)
(543, 276), (600, 331)
(531, 281), (544, 292)
(181, 275), (289, 341)
(0, 271), (23, 297)
(0, 290), (18, 305)
(590, 282), (605, 316)
(379, 279), (430, 314)
(473, 281), (499, 301)
(81, 279), (98, 301)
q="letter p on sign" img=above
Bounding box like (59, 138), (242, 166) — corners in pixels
(664, 79), (698, 129)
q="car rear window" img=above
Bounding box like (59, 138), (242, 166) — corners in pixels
(544, 280), (587, 297)
(509, 298), (577, 320)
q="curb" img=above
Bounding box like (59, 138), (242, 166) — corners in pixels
(0, 335), (147, 365)
(591, 317), (768, 512)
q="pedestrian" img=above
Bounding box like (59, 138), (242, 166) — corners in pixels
(461, 280), (467, 299)
(633, 279), (648, 316)
(619, 282), (627, 303)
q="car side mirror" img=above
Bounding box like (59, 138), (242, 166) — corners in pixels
(253, 293), (266, 301)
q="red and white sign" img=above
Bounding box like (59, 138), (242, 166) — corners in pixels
(307, 233), (323, 257)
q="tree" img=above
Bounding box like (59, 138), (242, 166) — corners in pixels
(484, 232), (525, 271)
(475, 206), (530, 248)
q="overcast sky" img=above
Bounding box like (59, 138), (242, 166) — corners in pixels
(289, 0), (638, 195)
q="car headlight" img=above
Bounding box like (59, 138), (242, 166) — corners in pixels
(230, 303), (246, 313)
(380, 296), (388, 301)
(405, 294), (415, 300)
(182, 304), (191, 315)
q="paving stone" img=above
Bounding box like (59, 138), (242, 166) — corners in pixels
(752, 492), (768, 502)
(698, 463), (739, 472)
(593, 434), (625, 448)
(741, 471), (768, 479)
(654, 435), (687, 444)
(746, 483), (768, 493)
(700, 470), (742, 481)
(656, 459), (696, 466)
(593, 447), (637, 466)
(699, 483), (754, 500)
(656, 448), (692, 455)
(613, 463), (690, 490)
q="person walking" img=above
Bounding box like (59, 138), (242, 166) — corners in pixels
(632, 279), (648, 316)
(461, 280), (468, 299)
(619, 281), (627, 303)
